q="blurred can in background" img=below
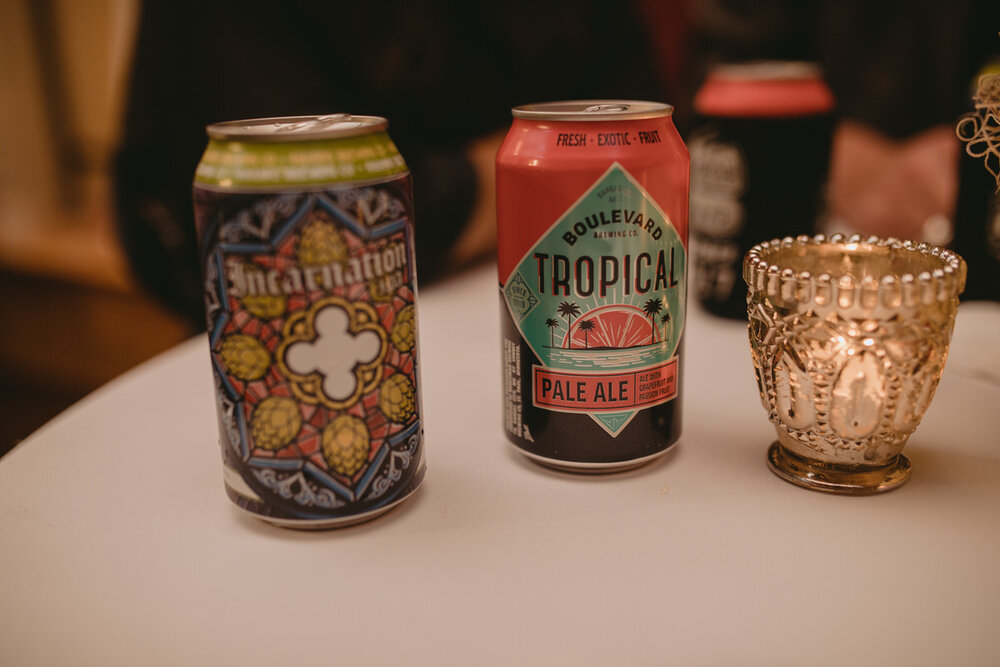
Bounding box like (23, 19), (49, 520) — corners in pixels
(689, 62), (835, 318)
(496, 100), (689, 472)
(193, 115), (425, 528)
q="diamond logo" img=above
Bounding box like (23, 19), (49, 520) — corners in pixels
(504, 272), (539, 320)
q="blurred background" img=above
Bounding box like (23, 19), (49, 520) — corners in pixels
(1, 0), (997, 456)
(0, 0), (190, 455)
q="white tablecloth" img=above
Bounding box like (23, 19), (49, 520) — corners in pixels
(2, 263), (999, 666)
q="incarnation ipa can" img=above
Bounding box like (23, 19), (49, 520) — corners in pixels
(689, 62), (835, 319)
(496, 101), (690, 471)
(193, 115), (425, 528)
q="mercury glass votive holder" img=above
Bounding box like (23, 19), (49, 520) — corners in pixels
(743, 234), (966, 494)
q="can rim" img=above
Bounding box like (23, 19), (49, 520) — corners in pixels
(711, 61), (823, 82)
(511, 100), (674, 121)
(205, 114), (388, 141)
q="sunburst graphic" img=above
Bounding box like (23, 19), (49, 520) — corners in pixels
(564, 304), (658, 350)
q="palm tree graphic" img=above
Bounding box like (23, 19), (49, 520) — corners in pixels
(545, 318), (559, 348)
(659, 311), (671, 344)
(579, 319), (595, 349)
(642, 297), (663, 345)
(557, 301), (581, 348)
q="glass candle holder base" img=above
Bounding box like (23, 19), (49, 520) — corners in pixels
(766, 442), (911, 495)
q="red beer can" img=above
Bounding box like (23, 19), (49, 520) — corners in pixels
(496, 101), (689, 472)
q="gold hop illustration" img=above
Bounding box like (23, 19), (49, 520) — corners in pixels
(378, 374), (416, 423)
(390, 305), (416, 353)
(219, 334), (271, 381)
(241, 293), (287, 320)
(297, 217), (347, 266)
(250, 396), (302, 451)
(321, 414), (370, 476)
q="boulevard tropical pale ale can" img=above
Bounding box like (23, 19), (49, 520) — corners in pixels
(496, 101), (689, 472)
(193, 115), (425, 528)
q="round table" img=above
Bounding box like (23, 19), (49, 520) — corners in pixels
(2, 263), (998, 666)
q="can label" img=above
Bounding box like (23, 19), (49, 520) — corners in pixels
(195, 177), (423, 523)
(502, 163), (686, 437)
(194, 133), (408, 189)
(689, 129), (748, 304)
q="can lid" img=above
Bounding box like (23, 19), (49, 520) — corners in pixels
(711, 61), (823, 82)
(511, 100), (673, 121)
(695, 61), (834, 117)
(205, 114), (388, 141)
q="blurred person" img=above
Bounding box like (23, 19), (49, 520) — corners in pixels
(113, 1), (675, 330)
(119, 0), (999, 327)
(816, 1), (997, 246)
(693, 0), (1000, 297)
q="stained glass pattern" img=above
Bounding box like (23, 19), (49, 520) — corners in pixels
(202, 183), (423, 518)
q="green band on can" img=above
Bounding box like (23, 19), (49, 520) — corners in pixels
(194, 132), (407, 189)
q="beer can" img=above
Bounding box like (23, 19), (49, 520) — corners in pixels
(193, 115), (425, 528)
(689, 62), (835, 319)
(496, 100), (689, 472)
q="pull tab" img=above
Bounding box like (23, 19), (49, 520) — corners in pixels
(583, 104), (629, 113)
(270, 114), (352, 133)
